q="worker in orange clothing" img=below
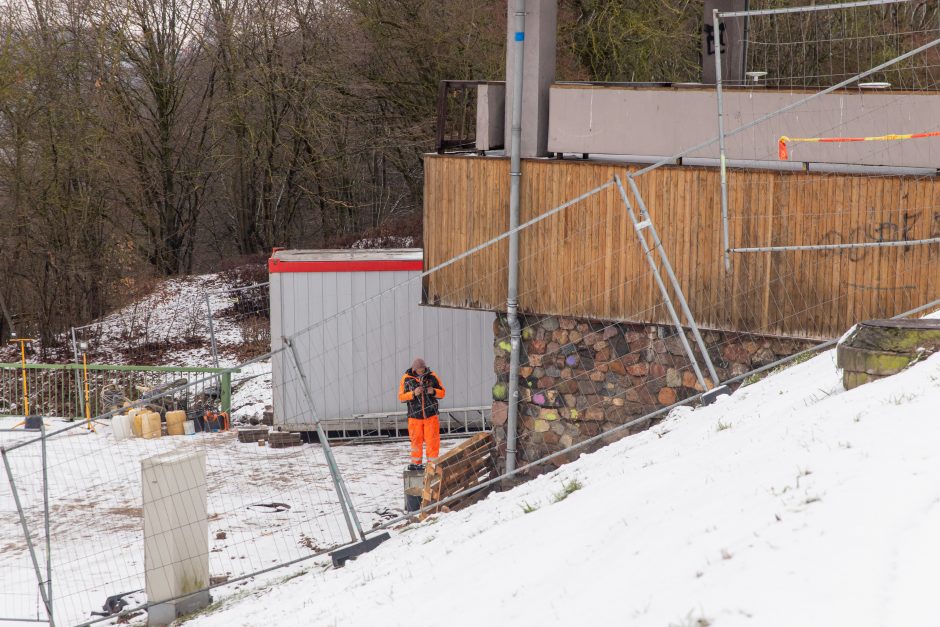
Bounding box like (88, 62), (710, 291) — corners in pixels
(398, 357), (446, 471)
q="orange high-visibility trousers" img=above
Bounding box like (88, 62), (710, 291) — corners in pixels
(408, 416), (440, 464)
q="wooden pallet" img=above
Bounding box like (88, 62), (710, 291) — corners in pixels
(420, 432), (497, 517)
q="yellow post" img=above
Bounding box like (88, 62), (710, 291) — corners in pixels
(8, 338), (33, 417)
(82, 352), (94, 432)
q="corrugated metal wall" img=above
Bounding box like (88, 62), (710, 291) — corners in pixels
(271, 267), (494, 427)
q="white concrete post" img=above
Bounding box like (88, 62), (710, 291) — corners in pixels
(142, 450), (209, 625)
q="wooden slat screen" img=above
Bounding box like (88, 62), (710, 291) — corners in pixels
(423, 155), (940, 340)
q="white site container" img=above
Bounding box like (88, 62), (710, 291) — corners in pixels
(269, 249), (495, 429)
(142, 450), (209, 625)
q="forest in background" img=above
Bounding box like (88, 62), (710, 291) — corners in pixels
(0, 0), (706, 344)
(1, 0), (934, 346)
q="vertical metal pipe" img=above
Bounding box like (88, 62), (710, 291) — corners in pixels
(2, 448), (53, 623)
(19, 340), (29, 417)
(626, 175), (722, 386)
(204, 293), (219, 370)
(70, 328), (83, 420)
(220, 372), (232, 416)
(713, 8), (732, 273)
(41, 421), (52, 626)
(284, 337), (364, 542)
(740, 0), (750, 78)
(505, 0), (526, 474)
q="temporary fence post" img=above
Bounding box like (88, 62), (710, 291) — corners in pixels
(204, 293), (219, 370)
(70, 328), (83, 420)
(220, 371), (231, 416)
(41, 421), (52, 625)
(284, 338), (364, 543)
(2, 447), (54, 624)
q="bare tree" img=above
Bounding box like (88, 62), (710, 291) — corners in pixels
(97, 0), (218, 275)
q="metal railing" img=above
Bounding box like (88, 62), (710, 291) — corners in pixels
(324, 405), (491, 440)
(436, 80), (503, 154)
(0, 363), (234, 419)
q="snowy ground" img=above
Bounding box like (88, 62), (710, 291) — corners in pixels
(0, 418), (461, 626)
(172, 347), (940, 627)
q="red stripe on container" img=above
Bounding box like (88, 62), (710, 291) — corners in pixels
(268, 258), (423, 273)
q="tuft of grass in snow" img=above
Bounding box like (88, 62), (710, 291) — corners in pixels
(552, 478), (583, 503)
(669, 611), (712, 627)
(889, 392), (916, 405)
(715, 419), (732, 432)
(741, 350), (816, 387)
(520, 500), (540, 514)
(741, 372), (764, 387)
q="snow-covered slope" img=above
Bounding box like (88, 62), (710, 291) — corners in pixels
(0, 269), (273, 421)
(187, 348), (940, 627)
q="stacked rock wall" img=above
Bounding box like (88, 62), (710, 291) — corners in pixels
(490, 314), (814, 474)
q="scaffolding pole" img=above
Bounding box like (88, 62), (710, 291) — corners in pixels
(731, 237), (940, 253)
(713, 8), (732, 273)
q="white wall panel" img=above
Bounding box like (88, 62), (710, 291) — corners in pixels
(271, 251), (494, 426)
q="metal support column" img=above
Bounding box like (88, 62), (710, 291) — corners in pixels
(41, 421), (52, 626)
(505, 0), (527, 474)
(284, 338), (364, 543)
(2, 447), (53, 624)
(70, 328), (83, 420)
(713, 8), (732, 273)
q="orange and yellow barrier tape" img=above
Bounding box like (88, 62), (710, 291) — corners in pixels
(778, 130), (940, 160)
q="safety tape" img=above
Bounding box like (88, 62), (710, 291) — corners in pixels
(778, 130), (940, 160)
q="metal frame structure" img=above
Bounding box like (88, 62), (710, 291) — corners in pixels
(2, 421), (53, 626)
(0, 362), (235, 420)
(204, 281), (270, 371)
(284, 337), (364, 543)
(713, 0), (940, 258)
(435, 80), (506, 154)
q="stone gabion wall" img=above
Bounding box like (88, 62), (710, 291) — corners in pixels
(490, 314), (814, 474)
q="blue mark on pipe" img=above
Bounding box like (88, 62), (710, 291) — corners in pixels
(515, 32), (524, 41)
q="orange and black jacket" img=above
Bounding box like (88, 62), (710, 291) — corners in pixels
(398, 369), (446, 419)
